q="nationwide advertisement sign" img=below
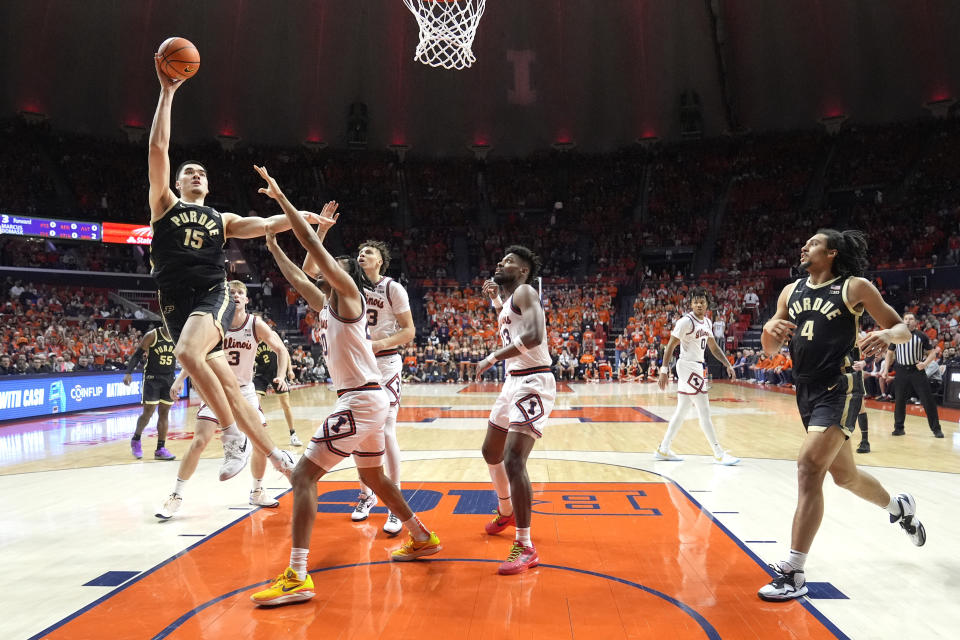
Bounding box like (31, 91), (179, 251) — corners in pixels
(0, 371), (186, 421)
(101, 222), (154, 245)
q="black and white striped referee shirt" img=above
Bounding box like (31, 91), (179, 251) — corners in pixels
(889, 330), (932, 367)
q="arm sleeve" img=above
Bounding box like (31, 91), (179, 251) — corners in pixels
(125, 348), (145, 374)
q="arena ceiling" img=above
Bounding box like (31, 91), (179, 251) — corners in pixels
(2, 0), (958, 154)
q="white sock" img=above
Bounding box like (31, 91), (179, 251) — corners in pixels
(886, 495), (902, 516)
(174, 478), (186, 496)
(402, 515), (430, 542)
(222, 422), (241, 438)
(252, 477), (263, 491)
(660, 394), (693, 451)
(692, 395), (724, 457)
(290, 547), (309, 580)
(268, 448), (282, 461)
(487, 462), (513, 516)
(780, 549), (807, 572)
(515, 527), (532, 546)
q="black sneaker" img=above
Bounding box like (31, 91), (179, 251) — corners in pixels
(891, 428), (906, 436)
(890, 493), (926, 547)
(932, 429), (944, 439)
(758, 564), (807, 602)
(856, 440), (870, 453)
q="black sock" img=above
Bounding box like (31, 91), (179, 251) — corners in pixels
(132, 434), (142, 441)
(157, 440), (165, 449)
(857, 413), (868, 440)
(289, 430), (295, 435)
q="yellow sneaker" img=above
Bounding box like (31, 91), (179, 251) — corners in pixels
(250, 567), (315, 606)
(391, 532), (441, 561)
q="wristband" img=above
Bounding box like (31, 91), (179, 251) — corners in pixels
(481, 354), (497, 369)
(511, 335), (529, 354)
(491, 295), (503, 307)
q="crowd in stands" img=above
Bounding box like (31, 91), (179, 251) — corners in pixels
(0, 278), (143, 374)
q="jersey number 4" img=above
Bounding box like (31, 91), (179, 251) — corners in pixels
(800, 320), (815, 341)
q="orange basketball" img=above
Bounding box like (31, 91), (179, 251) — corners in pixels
(157, 37), (200, 80)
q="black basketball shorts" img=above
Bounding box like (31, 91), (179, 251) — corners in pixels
(158, 281), (235, 356)
(795, 371), (864, 438)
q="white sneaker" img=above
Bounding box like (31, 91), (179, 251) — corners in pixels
(219, 434), (251, 481)
(156, 493), (182, 520)
(270, 449), (296, 481)
(351, 492), (377, 521)
(290, 433), (303, 447)
(890, 492), (926, 546)
(758, 564), (807, 601)
(654, 447), (682, 461)
(383, 512), (402, 536)
(714, 451), (741, 466)
(249, 488), (280, 508)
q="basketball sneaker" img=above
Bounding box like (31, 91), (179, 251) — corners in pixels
(890, 493), (926, 546)
(714, 451), (741, 466)
(154, 447), (176, 461)
(654, 447), (682, 461)
(270, 449), (296, 480)
(391, 532), (442, 561)
(383, 513), (403, 536)
(484, 509), (516, 535)
(758, 563), (807, 602)
(498, 542), (539, 575)
(219, 434), (251, 481)
(250, 568), (315, 606)
(156, 493), (182, 520)
(351, 492), (377, 522)
(131, 439), (142, 460)
(290, 432), (303, 447)
(856, 440), (871, 453)
(250, 488), (280, 508)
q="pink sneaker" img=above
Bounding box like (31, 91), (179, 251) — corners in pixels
(484, 510), (516, 535)
(498, 542), (539, 575)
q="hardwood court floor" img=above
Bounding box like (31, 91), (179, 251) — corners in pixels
(1, 381), (958, 639)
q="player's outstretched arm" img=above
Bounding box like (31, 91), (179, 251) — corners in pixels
(147, 56), (185, 218)
(265, 231), (328, 313)
(761, 284), (797, 357)
(122, 329), (154, 384)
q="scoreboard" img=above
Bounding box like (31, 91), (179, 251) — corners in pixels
(0, 214), (101, 241)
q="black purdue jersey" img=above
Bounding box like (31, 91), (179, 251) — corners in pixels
(787, 276), (861, 383)
(255, 341), (278, 378)
(145, 329), (176, 377)
(150, 200), (226, 290)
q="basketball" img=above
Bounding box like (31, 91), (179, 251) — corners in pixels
(157, 37), (200, 80)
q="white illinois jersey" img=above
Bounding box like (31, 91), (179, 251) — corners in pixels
(222, 314), (259, 387)
(671, 313), (714, 363)
(365, 276), (410, 354)
(319, 300), (381, 390)
(498, 288), (551, 373)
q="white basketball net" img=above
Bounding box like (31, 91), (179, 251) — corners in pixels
(402, 0), (486, 70)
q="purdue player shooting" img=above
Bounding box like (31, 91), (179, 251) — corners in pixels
(757, 229), (926, 602)
(147, 53), (316, 482)
(123, 326), (177, 461)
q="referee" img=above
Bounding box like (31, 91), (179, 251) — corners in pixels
(884, 313), (944, 438)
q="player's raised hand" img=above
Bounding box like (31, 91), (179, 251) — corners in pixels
(482, 279), (500, 299)
(314, 201), (340, 232)
(254, 165), (285, 201)
(154, 54), (183, 91)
